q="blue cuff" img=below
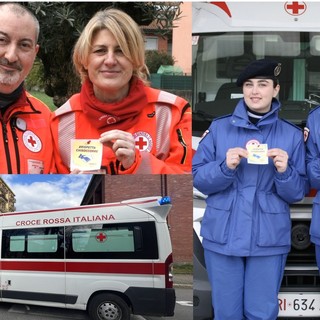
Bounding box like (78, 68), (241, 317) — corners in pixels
(275, 165), (292, 180)
(220, 161), (237, 177)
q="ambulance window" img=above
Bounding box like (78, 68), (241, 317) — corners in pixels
(253, 32), (300, 56)
(2, 227), (64, 259)
(66, 221), (158, 259)
(27, 234), (58, 253)
(10, 235), (25, 252)
(72, 227), (134, 253)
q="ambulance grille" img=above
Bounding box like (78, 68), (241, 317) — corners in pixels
(281, 217), (318, 289)
(281, 270), (320, 288)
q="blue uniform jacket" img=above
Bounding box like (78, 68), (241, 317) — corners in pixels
(306, 106), (320, 245)
(193, 98), (306, 256)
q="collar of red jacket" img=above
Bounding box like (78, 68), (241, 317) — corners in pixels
(80, 76), (148, 131)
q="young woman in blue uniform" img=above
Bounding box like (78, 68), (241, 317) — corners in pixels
(193, 59), (306, 320)
(306, 101), (320, 270)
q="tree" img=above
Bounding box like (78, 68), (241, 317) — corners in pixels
(22, 2), (182, 107)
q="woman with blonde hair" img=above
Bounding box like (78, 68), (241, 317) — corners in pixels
(51, 8), (191, 174)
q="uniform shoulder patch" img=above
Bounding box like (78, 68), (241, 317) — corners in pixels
(304, 126), (310, 142)
(200, 129), (210, 141)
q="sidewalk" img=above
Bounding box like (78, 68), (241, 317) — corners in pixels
(173, 273), (193, 288)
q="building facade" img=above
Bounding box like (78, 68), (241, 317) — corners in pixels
(172, 2), (192, 75)
(0, 177), (15, 213)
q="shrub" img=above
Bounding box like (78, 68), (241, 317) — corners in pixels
(25, 58), (45, 91)
(145, 50), (175, 74)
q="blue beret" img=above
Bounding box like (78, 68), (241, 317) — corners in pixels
(236, 59), (281, 87)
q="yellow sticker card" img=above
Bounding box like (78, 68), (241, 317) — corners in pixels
(247, 143), (268, 165)
(70, 139), (103, 171)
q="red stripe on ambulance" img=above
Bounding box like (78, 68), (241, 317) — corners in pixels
(1, 261), (166, 275)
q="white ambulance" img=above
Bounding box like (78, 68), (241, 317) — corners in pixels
(0, 196), (175, 320)
(192, 2), (320, 319)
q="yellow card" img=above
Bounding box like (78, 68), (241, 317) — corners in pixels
(247, 143), (268, 165)
(70, 139), (103, 171)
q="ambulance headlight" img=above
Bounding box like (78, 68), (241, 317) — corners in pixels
(159, 196), (171, 205)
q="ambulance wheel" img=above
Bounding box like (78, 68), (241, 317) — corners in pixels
(88, 293), (130, 320)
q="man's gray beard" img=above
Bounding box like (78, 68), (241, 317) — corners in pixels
(0, 71), (21, 86)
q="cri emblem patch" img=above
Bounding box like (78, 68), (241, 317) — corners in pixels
(245, 139), (260, 149)
(133, 131), (153, 152)
(23, 130), (42, 152)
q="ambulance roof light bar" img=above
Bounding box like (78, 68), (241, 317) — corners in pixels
(159, 196), (171, 205)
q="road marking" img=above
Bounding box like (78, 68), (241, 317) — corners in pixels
(177, 300), (193, 307)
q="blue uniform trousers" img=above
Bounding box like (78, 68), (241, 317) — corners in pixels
(315, 245), (320, 269)
(204, 250), (287, 320)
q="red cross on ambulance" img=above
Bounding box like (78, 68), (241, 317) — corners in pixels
(285, 1), (307, 16)
(96, 232), (107, 242)
(22, 130), (42, 153)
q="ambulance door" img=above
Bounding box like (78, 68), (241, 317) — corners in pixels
(1, 226), (67, 306)
(64, 221), (159, 309)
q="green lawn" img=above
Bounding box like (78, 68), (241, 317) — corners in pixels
(29, 90), (56, 111)
(173, 263), (193, 274)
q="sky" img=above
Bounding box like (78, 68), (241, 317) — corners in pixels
(1, 174), (92, 212)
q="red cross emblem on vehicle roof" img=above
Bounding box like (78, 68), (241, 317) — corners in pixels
(284, 2), (307, 16)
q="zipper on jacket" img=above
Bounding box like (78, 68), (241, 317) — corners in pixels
(109, 161), (116, 175)
(11, 118), (20, 173)
(1, 118), (12, 173)
(108, 160), (122, 175)
(176, 128), (187, 164)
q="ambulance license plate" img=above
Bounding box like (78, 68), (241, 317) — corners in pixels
(278, 293), (320, 316)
